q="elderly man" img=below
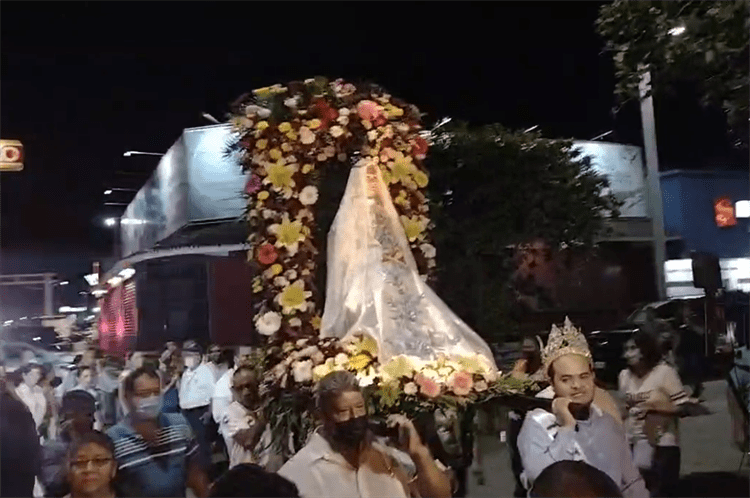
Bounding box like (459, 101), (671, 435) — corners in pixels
(212, 346), (255, 427)
(279, 370), (452, 498)
(517, 318), (648, 498)
(107, 366), (210, 498)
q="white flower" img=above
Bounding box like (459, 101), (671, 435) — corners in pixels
(300, 127), (316, 145)
(337, 115), (350, 126)
(296, 339), (309, 347)
(262, 209), (275, 220)
(272, 362), (287, 379)
(255, 311), (281, 336)
(356, 367), (377, 387)
(274, 276), (289, 288)
(292, 360), (314, 383)
(285, 269), (298, 280)
(329, 126), (345, 138)
(339, 108), (350, 116)
(300, 185), (319, 205)
(420, 243), (436, 259)
(428, 259), (436, 269)
(334, 353), (349, 366)
(289, 318), (302, 328)
(367, 130), (378, 142)
(474, 380), (489, 392)
(312, 351), (325, 365)
(284, 97), (299, 108)
(420, 368), (442, 382)
(438, 367), (453, 377)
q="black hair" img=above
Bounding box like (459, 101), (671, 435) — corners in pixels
(62, 390), (97, 414)
(547, 359), (593, 381)
(530, 460), (623, 498)
(67, 430), (116, 464)
(209, 464), (300, 498)
(19, 363), (44, 376)
(628, 330), (662, 372)
(123, 366), (162, 395)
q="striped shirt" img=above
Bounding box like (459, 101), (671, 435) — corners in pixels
(106, 412), (199, 497)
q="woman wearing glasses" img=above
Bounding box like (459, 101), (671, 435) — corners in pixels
(65, 431), (119, 498)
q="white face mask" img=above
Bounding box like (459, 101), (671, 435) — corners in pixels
(184, 357), (199, 370)
(135, 395), (162, 419)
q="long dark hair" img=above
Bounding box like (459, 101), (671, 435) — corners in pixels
(628, 330), (662, 373)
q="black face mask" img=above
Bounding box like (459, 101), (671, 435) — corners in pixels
(331, 416), (369, 448)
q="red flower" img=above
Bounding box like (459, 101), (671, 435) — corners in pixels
(257, 244), (278, 265)
(313, 99), (338, 128)
(245, 175), (261, 195)
(411, 137), (429, 159)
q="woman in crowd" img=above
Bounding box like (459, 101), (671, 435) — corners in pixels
(65, 431), (119, 498)
(619, 330), (690, 497)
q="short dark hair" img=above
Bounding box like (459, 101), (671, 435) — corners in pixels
(78, 365), (93, 375)
(62, 390), (97, 414)
(209, 464), (299, 498)
(315, 370), (361, 414)
(530, 460), (623, 498)
(628, 330), (662, 372)
(123, 366), (161, 395)
(19, 363), (43, 376)
(67, 430), (116, 464)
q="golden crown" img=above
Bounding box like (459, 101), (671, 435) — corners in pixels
(541, 317), (591, 377)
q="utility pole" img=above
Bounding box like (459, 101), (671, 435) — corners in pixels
(638, 68), (667, 301)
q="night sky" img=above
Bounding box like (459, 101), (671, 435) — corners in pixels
(1, 1), (744, 258)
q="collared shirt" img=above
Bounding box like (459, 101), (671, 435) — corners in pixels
(518, 405), (649, 498)
(107, 412), (200, 497)
(212, 367), (235, 425)
(179, 364), (215, 410)
(16, 383), (47, 430)
(207, 363), (229, 383)
(278, 431), (415, 498)
(619, 363), (689, 447)
(220, 401), (274, 469)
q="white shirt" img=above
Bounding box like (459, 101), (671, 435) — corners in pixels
(208, 363), (229, 383)
(220, 401), (273, 469)
(16, 383), (47, 430)
(279, 432), (415, 498)
(179, 364), (215, 410)
(619, 362), (689, 447)
(212, 367), (235, 425)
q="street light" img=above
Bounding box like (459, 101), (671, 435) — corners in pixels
(104, 218), (117, 227)
(58, 281), (69, 286)
(123, 151), (164, 157)
(104, 188), (138, 195)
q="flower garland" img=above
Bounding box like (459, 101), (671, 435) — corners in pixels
(228, 78), (436, 344)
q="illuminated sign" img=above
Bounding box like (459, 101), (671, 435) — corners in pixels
(714, 197), (737, 227)
(0, 139), (24, 171)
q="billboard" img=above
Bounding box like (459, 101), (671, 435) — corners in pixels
(573, 141), (648, 218)
(120, 125), (247, 257)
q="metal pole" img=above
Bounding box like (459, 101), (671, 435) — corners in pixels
(638, 68), (667, 301)
(44, 274), (54, 316)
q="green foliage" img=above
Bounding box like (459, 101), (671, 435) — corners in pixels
(596, 0), (750, 148)
(426, 122), (620, 340)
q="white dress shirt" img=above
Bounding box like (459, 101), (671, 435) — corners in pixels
(16, 383), (47, 430)
(220, 400), (273, 469)
(179, 363), (215, 410)
(208, 363), (229, 383)
(212, 367), (235, 425)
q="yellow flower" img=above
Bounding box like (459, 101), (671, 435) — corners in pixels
(253, 87), (273, 98)
(278, 122), (292, 133)
(286, 131), (298, 141)
(385, 104), (404, 118)
(380, 169), (392, 185)
(395, 190), (408, 207)
(307, 119), (322, 130)
(269, 148), (283, 161)
(382, 355), (416, 379)
(256, 121), (269, 131)
(355, 334), (379, 357)
(311, 315), (322, 330)
(270, 215), (305, 252)
(257, 191), (269, 200)
(264, 161), (295, 190)
(256, 139), (268, 150)
(270, 264), (283, 276)
(278, 280), (312, 313)
(281, 143), (293, 152)
(390, 160), (412, 185)
(348, 353), (373, 372)
(378, 382), (401, 408)
(414, 171), (429, 188)
(302, 163), (314, 174)
(252, 277), (263, 294)
(400, 215), (426, 242)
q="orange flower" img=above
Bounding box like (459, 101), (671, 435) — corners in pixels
(448, 371), (474, 396)
(411, 137), (429, 159)
(257, 243), (278, 265)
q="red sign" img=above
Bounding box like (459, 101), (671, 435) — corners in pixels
(714, 197), (737, 227)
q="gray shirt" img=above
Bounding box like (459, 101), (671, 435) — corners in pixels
(518, 405), (649, 498)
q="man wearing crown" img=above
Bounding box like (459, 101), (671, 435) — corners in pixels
(517, 318), (649, 498)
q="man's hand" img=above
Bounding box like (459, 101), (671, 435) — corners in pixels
(387, 414), (428, 458)
(552, 397), (577, 428)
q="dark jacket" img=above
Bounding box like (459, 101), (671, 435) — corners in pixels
(1, 388), (41, 497)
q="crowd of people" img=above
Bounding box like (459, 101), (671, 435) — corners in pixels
(0, 313), (708, 498)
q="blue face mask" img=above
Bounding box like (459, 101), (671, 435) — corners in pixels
(135, 395), (162, 419)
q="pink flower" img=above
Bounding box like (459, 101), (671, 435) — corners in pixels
(415, 374), (441, 398)
(357, 100), (385, 123)
(448, 371), (474, 396)
(245, 175), (261, 195)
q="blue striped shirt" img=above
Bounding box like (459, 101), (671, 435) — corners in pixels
(107, 412), (199, 497)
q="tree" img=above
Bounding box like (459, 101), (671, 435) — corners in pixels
(425, 122), (620, 342)
(596, 1), (749, 149)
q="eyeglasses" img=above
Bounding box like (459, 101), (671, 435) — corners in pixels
(70, 458), (113, 471)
